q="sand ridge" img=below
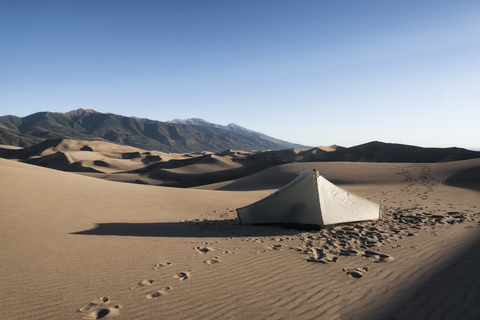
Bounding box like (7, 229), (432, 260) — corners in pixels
(2, 139), (480, 189)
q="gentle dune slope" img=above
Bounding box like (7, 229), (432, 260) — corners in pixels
(1, 156), (480, 320)
(0, 159), (267, 319)
(199, 159), (480, 191)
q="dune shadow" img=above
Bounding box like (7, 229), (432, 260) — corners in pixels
(71, 219), (302, 238)
(445, 165), (480, 191)
(373, 230), (480, 320)
(0, 147), (21, 158)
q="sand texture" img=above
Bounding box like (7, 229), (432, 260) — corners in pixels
(1, 147), (480, 319)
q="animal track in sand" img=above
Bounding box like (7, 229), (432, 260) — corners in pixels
(173, 270), (191, 281)
(153, 262), (172, 270)
(130, 279), (154, 290)
(146, 287), (171, 299)
(78, 297), (121, 319)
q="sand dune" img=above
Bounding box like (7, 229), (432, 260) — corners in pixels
(1, 149), (480, 319)
(198, 159), (480, 191)
(2, 139), (479, 189)
(1, 139), (257, 187)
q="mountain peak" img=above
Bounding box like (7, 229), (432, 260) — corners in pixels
(64, 108), (98, 119)
(167, 118), (218, 127)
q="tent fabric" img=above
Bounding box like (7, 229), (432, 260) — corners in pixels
(237, 169), (381, 226)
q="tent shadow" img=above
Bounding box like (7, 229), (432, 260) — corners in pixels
(71, 219), (302, 238)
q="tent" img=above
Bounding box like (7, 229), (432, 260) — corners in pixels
(236, 169), (381, 226)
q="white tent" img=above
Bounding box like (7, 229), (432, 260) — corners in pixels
(237, 169), (381, 226)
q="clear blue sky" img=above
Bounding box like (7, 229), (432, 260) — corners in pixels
(1, 0), (479, 149)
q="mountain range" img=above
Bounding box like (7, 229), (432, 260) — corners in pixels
(0, 109), (310, 153)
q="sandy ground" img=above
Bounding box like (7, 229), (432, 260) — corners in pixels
(1, 156), (479, 320)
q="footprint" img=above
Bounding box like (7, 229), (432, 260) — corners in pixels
(307, 258), (329, 264)
(153, 262), (172, 270)
(130, 279), (154, 290)
(78, 297), (110, 312)
(377, 254), (395, 263)
(78, 297), (121, 319)
(195, 246), (215, 254)
(343, 267), (369, 279)
(146, 287), (171, 299)
(82, 306), (121, 319)
(364, 250), (395, 263)
(321, 254), (338, 263)
(204, 257), (220, 265)
(347, 270), (363, 278)
(173, 271), (191, 281)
